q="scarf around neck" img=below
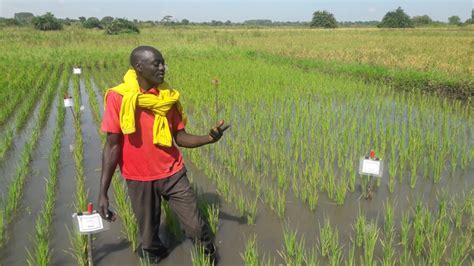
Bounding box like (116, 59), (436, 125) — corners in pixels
(104, 69), (187, 147)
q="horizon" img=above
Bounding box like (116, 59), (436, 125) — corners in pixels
(1, 0), (472, 23)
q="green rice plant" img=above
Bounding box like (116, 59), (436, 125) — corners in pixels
(111, 173), (139, 249)
(163, 201), (185, 240)
(426, 217), (449, 266)
(237, 193), (246, 216)
(241, 234), (258, 266)
(362, 222), (379, 266)
(329, 233), (343, 266)
(450, 198), (464, 229)
(260, 254), (276, 266)
(383, 200), (395, 240)
(412, 200), (431, 258)
(380, 233), (395, 266)
(278, 225), (305, 265)
(276, 189), (286, 219)
(307, 187), (319, 211)
(448, 232), (471, 266)
(354, 208), (366, 248)
(191, 243), (214, 266)
(437, 190), (448, 219)
(0, 128), (13, 161)
(246, 197), (258, 225)
(206, 204), (219, 235)
(303, 246), (318, 266)
(66, 227), (88, 266)
(319, 219), (333, 258)
(345, 241), (355, 266)
(400, 212), (411, 249)
(335, 179), (347, 205)
(387, 158), (397, 193)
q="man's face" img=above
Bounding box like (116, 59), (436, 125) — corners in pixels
(137, 50), (166, 86)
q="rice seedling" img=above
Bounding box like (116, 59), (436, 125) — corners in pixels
(278, 225), (305, 265)
(275, 189), (286, 219)
(246, 197), (258, 225)
(362, 221), (379, 266)
(345, 241), (356, 266)
(354, 208), (366, 248)
(319, 219), (334, 258)
(206, 204), (220, 235)
(303, 246), (318, 266)
(448, 232), (471, 266)
(191, 243), (214, 266)
(426, 216), (449, 266)
(163, 200), (185, 240)
(241, 234), (258, 266)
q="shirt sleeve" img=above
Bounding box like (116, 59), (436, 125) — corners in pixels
(167, 104), (185, 133)
(101, 91), (123, 134)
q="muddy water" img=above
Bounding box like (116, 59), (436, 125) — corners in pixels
(0, 93), (59, 265)
(78, 77), (139, 266)
(0, 92), (43, 195)
(153, 160), (286, 265)
(50, 81), (79, 266)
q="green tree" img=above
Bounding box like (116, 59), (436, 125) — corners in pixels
(105, 18), (139, 35)
(411, 15), (432, 25)
(310, 10), (337, 28)
(101, 16), (114, 25)
(181, 19), (189, 25)
(82, 17), (102, 29)
(378, 7), (413, 28)
(448, 15), (461, 25)
(32, 12), (63, 31)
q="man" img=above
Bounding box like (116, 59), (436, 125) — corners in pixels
(98, 45), (229, 263)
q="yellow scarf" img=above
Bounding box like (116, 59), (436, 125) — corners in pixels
(104, 69), (187, 147)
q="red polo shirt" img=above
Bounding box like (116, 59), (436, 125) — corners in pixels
(101, 88), (185, 181)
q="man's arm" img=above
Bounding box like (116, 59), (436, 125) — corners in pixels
(175, 120), (230, 148)
(98, 132), (122, 221)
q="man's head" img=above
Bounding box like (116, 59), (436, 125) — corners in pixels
(130, 46), (166, 86)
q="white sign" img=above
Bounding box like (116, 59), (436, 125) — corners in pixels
(73, 67), (82, 75)
(73, 213), (104, 233)
(359, 156), (383, 177)
(64, 98), (74, 107)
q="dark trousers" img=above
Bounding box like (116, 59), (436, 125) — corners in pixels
(126, 167), (211, 250)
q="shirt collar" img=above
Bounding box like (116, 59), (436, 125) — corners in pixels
(140, 87), (159, 95)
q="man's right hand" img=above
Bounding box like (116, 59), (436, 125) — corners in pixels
(98, 194), (116, 222)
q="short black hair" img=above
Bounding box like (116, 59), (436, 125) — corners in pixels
(130, 46), (162, 68)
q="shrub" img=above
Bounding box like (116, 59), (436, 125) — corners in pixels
(105, 18), (139, 35)
(32, 12), (63, 31)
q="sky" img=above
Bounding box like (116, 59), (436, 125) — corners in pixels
(1, 0), (472, 23)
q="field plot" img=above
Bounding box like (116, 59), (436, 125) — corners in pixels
(0, 27), (473, 265)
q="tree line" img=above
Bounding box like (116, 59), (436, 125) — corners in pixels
(311, 7), (473, 28)
(1, 8), (472, 33)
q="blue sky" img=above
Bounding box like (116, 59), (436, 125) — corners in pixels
(1, 0), (472, 22)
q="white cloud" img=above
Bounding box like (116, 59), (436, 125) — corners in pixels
(368, 7), (376, 13)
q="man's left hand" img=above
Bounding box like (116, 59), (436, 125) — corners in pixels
(208, 120), (230, 143)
